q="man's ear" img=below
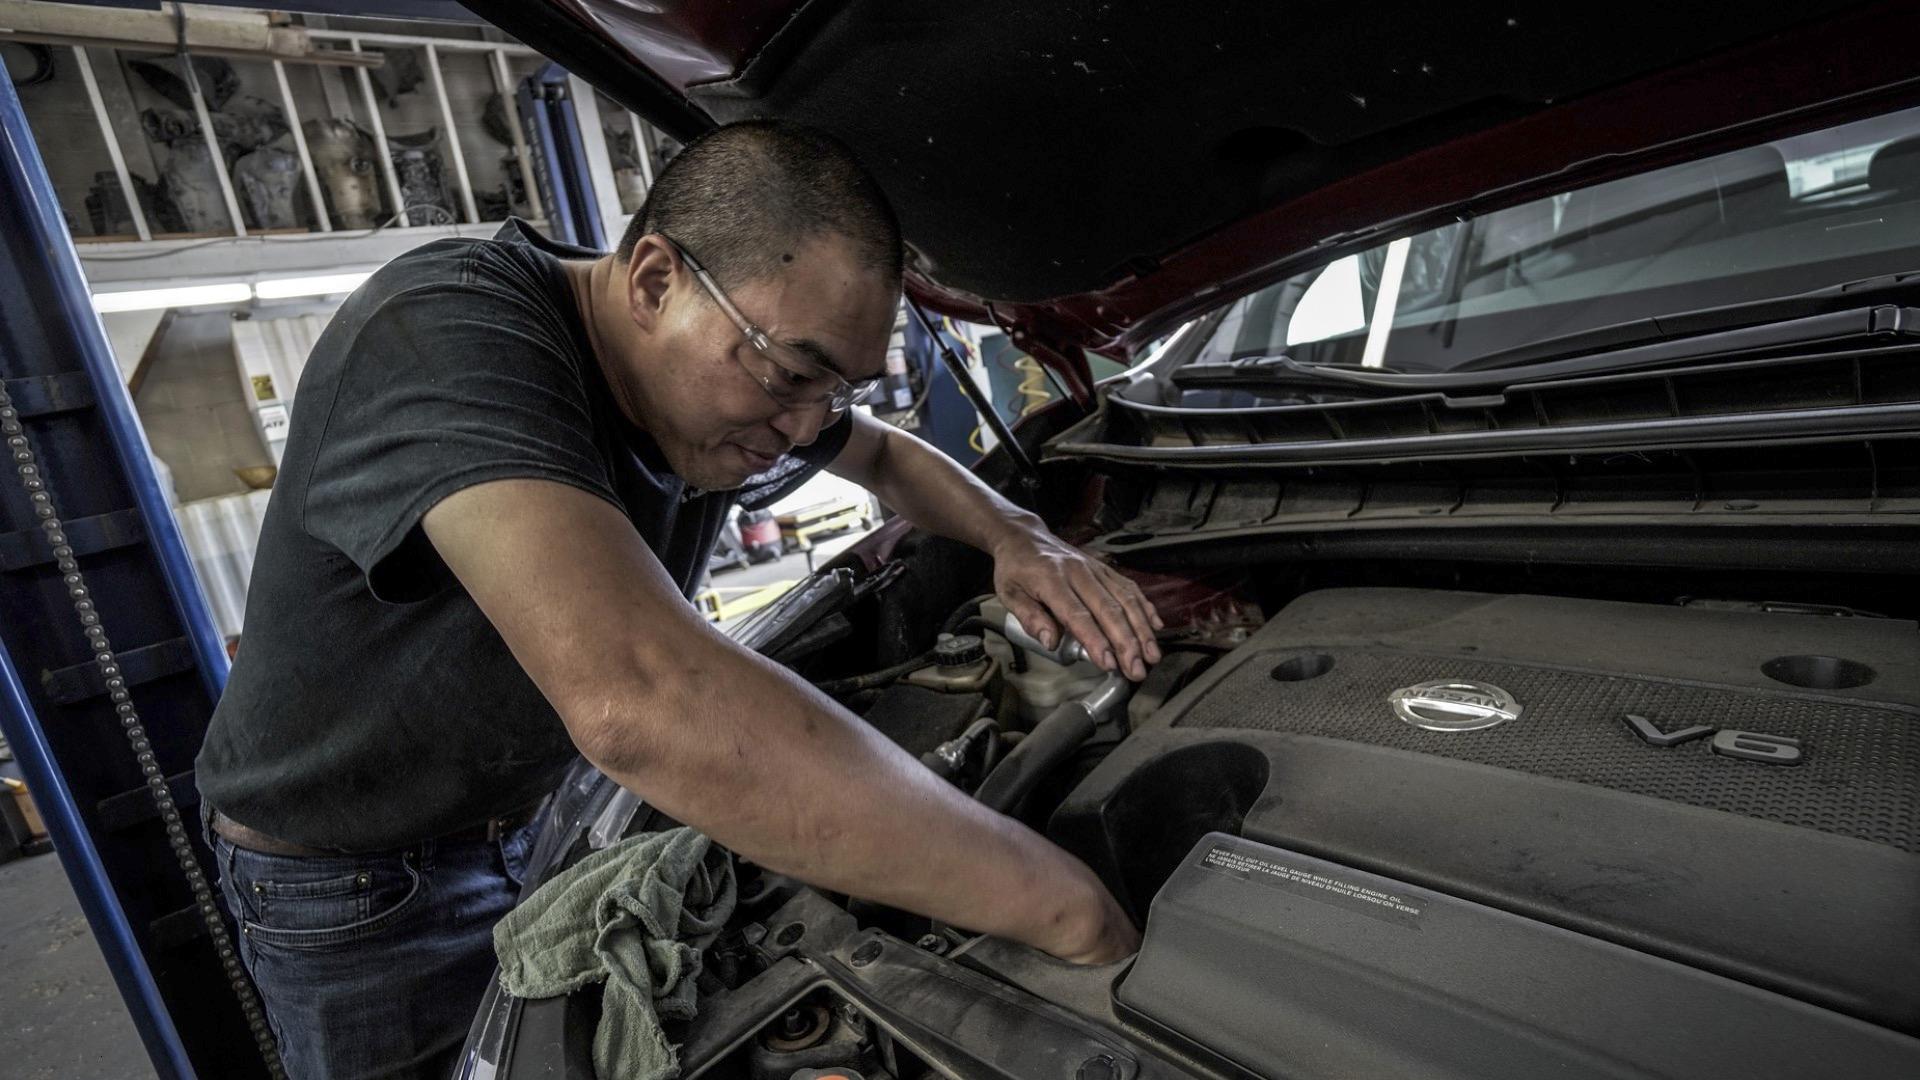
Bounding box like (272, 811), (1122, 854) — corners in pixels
(622, 234), (678, 332)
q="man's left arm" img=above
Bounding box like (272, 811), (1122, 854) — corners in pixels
(828, 411), (1162, 680)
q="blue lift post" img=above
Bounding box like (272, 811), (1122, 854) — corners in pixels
(1, 73), (276, 1079)
(517, 63), (609, 250)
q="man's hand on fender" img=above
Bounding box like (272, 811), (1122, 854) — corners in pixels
(989, 528), (1164, 681)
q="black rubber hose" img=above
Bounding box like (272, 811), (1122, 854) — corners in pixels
(972, 699), (1099, 814)
(816, 598), (1000, 699)
(814, 651), (933, 696)
(950, 614), (1027, 672)
(941, 593), (997, 636)
(951, 615), (997, 638)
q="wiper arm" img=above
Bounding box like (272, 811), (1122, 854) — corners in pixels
(1453, 270), (1920, 373)
(1180, 274), (1920, 397)
(1187, 355), (1418, 390)
(1415, 305), (1920, 393)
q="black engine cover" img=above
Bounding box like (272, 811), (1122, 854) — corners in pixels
(1051, 588), (1920, 1035)
(1117, 833), (1920, 1080)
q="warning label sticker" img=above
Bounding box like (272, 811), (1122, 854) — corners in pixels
(1199, 845), (1425, 929)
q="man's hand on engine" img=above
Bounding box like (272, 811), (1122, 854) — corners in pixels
(989, 528), (1164, 681)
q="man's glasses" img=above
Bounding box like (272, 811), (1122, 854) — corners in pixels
(663, 236), (879, 414)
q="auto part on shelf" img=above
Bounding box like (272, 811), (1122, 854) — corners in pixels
(303, 118), (381, 229)
(153, 138), (229, 234)
(130, 55), (239, 111)
(4, 42), (55, 88)
(84, 169), (163, 237)
(386, 127), (455, 227)
(232, 144), (301, 230)
(368, 46), (425, 107)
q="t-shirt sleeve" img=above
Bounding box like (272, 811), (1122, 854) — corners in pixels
(300, 259), (619, 603)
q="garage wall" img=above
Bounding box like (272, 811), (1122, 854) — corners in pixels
(133, 309), (279, 502)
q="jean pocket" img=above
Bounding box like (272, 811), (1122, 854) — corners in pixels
(239, 852), (429, 951)
(498, 819), (539, 890)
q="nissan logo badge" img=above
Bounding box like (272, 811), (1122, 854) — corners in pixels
(1390, 680), (1522, 732)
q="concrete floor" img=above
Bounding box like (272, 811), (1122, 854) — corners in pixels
(0, 849), (158, 1080)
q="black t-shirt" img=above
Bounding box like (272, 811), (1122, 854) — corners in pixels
(195, 220), (848, 851)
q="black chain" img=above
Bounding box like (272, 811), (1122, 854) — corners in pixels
(0, 384), (287, 1079)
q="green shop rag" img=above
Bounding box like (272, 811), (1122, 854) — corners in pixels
(493, 827), (736, 1080)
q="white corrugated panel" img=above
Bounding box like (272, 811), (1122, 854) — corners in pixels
(231, 312), (331, 464)
(175, 490), (274, 642)
(176, 310), (326, 642)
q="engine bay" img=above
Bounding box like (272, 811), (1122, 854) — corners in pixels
(499, 573), (1920, 1079)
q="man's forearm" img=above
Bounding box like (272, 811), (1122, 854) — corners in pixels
(581, 625), (1115, 954)
(428, 479), (1133, 962)
(861, 423), (1047, 559)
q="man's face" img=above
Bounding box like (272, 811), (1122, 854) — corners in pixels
(619, 234), (896, 491)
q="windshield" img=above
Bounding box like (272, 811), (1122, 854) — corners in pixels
(1193, 104), (1920, 374)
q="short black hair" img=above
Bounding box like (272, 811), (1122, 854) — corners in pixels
(616, 119), (903, 288)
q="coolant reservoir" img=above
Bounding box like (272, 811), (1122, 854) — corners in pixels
(979, 597), (1109, 725)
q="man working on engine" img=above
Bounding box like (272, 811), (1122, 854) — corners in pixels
(194, 120), (1157, 1079)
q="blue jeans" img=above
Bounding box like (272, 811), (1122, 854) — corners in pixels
(206, 812), (539, 1080)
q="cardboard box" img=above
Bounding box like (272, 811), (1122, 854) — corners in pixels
(3, 777), (46, 840)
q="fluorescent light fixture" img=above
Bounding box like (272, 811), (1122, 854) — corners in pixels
(90, 271), (375, 312)
(92, 283), (252, 313)
(254, 272), (373, 299)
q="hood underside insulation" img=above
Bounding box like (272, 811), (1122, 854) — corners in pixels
(688, 1), (1865, 303)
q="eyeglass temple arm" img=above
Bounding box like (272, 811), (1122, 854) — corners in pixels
(682, 258), (761, 342)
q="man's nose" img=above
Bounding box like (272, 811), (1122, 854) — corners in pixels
(769, 401), (831, 447)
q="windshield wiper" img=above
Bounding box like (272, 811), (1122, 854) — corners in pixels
(1453, 271), (1920, 373)
(1179, 272), (1920, 396)
(1173, 356), (1423, 396)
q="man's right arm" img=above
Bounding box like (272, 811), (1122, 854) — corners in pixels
(422, 477), (1139, 963)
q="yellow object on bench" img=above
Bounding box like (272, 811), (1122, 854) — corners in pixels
(693, 580), (798, 623)
(4, 776), (47, 840)
(776, 499), (871, 552)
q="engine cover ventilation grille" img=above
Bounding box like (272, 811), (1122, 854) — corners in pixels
(1175, 648), (1920, 852)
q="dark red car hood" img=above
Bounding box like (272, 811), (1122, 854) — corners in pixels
(466, 1), (1920, 383)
